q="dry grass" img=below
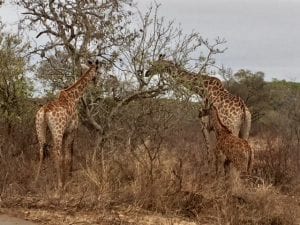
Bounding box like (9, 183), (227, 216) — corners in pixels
(0, 102), (299, 225)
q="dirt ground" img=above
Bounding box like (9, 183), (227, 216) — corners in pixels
(1, 195), (300, 225)
(0, 207), (197, 225)
(0, 214), (39, 225)
(0, 195), (197, 225)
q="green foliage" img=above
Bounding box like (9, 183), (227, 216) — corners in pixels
(225, 69), (271, 123)
(225, 69), (300, 136)
(0, 24), (33, 131)
(266, 79), (300, 137)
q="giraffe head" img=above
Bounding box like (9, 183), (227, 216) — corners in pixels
(85, 59), (100, 85)
(145, 54), (178, 77)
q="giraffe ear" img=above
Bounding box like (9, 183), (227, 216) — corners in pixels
(81, 64), (89, 71)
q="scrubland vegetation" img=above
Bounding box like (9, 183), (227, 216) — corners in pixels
(0, 0), (299, 224)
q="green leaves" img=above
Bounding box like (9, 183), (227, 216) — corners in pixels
(0, 26), (33, 128)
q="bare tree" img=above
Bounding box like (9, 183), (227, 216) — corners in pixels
(16, 0), (133, 77)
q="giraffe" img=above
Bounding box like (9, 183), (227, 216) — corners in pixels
(206, 105), (253, 176)
(35, 59), (100, 189)
(145, 57), (251, 142)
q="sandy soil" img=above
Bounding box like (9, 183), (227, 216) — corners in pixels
(1, 206), (300, 225)
(0, 206), (197, 225)
(0, 193), (299, 225)
(0, 214), (39, 225)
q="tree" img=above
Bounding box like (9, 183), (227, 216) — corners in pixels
(225, 69), (271, 123)
(16, 0), (226, 162)
(16, 0), (134, 84)
(0, 23), (33, 134)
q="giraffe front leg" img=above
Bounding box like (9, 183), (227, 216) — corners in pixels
(63, 113), (78, 183)
(215, 148), (228, 177)
(198, 98), (211, 119)
(214, 148), (220, 176)
(63, 131), (76, 180)
(200, 114), (214, 158)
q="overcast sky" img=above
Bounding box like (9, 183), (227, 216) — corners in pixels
(0, 0), (299, 81)
(137, 0), (300, 81)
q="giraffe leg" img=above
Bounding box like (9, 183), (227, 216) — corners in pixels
(247, 147), (254, 174)
(201, 114), (218, 171)
(34, 107), (47, 184)
(52, 136), (64, 189)
(214, 147), (228, 177)
(214, 149), (219, 176)
(63, 113), (78, 186)
(200, 115), (212, 151)
(63, 130), (76, 180)
(223, 159), (231, 176)
(198, 100), (214, 157)
(239, 108), (251, 140)
(214, 148), (222, 176)
(46, 112), (68, 189)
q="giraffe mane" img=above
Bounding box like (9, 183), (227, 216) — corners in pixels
(63, 64), (96, 92)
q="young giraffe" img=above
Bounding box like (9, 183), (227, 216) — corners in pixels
(145, 58), (251, 140)
(35, 59), (100, 189)
(206, 105), (253, 176)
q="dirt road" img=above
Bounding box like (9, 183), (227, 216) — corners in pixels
(0, 215), (39, 225)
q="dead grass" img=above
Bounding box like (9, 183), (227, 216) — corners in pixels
(0, 103), (299, 225)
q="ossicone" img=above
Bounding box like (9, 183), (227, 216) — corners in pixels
(158, 53), (166, 59)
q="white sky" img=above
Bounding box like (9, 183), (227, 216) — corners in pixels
(0, 0), (300, 82)
(137, 0), (300, 82)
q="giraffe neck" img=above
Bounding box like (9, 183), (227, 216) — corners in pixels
(61, 67), (96, 103)
(210, 107), (231, 136)
(166, 64), (223, 101)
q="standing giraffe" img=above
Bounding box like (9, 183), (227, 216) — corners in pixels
(35, 59), (100, 189)
(145, 58), (251, 141)
(206, 105), (253, 176)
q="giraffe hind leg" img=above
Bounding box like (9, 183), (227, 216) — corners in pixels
(239, 109), (251, 140)
(52, 137), (64, 189)
(43, 143), (51, 159)
(34, 108), (47, 184)
(47, 117), (66, 189)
